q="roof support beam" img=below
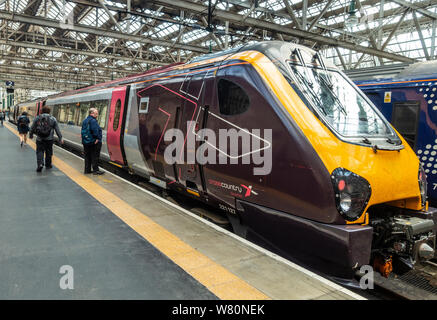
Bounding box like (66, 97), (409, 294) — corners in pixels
(307, 0), (334, 32)
(97, 0), (124, 33)
(302, 0), (308, 30)
(353, 53), (368, 69)
(334, 46), (347, 70)
(0, 64), (103, 81)
(282, 0), (302, 29)
(0, 9), (210, 53)
(152, 0), (415, 63)
(432, 18), (436, 59)
(355, 0), (383, 65)
(412, 10), (430, 60)
(0, 39), (167, 66)
(390, 0), (437, 20)
(381, 8), (409, 51)
(0, 54), (128, 74)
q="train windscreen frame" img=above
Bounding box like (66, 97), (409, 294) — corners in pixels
(283, 50), (402, 148)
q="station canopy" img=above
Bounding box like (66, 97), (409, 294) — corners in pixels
(0, 0), (435, 93)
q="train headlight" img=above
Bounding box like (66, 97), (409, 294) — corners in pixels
(418, 165), (427, 208)
(331, 168), (371, 222)
(339, 193), (352, 212)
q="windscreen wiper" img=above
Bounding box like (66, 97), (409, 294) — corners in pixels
(313, 53), (333, 88)
(292, 65), (328, 116)
(361, 136), (372, 145)
(312, 53), (347, 116)
(386, 137), (402, 145)
(293, 49), (314, 87)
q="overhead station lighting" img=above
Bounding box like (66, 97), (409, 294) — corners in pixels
(344, 0), (359, 30)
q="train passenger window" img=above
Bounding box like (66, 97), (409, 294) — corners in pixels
(139, 97), (149, 113)
(97, 100), (108, 129)
(100, 110), (107, 129)
(59, 105), (67, 123)
(391, 101), (420, 149)
(113, 99), (122, 131)
(73, 103), (81, 125)
(217, 79), (250, 115)
(52, 105), (60, 119)
(65, 105), (71, 123)
(79, 104), (89, 125)
(67, 104), (75, 125)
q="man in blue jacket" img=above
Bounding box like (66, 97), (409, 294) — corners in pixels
(81, 108), (104, 175)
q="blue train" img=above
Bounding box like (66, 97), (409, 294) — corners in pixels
(355, 61), (437, 206)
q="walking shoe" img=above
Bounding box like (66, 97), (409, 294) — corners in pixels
(46, 165), (53, 169)
(20, 141), (23, 148)
(36, 166), (43, 172)
(84, 171), (92, 174)
(93, 170), (104, 175)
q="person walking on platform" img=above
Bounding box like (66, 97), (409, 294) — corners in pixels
(29, 106), (64, 172)
(0, 110), (5, 126)
(81, 108), (104, 175)
(17, 111), (30, 147)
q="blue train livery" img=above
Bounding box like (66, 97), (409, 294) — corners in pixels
(355, 61), (437, 205)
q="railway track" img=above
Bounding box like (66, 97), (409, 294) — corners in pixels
(56, 140), (437, 300)
(374, 262), (437, 300)
(353, 260), (437, 300)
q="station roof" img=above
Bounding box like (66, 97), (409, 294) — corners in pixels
(0, 0), (436, 95)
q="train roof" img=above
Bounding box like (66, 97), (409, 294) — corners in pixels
(28, 41), (338, 103)
(396, 60), (437, 80)
(353, 60), (437, 88)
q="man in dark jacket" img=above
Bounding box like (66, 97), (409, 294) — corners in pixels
(81, 108), (104, 175)
(29, 106), (64, 172)
(0, 110), (4, 126)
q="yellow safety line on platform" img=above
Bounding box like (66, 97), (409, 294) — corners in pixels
(5, 123), (269, 300)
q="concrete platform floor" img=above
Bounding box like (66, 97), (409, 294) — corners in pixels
(0, 122), (365, 300)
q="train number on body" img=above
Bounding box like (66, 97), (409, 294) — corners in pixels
(219, 204), (236, 215)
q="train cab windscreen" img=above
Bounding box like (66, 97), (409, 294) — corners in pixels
(285, 49), (402, 148)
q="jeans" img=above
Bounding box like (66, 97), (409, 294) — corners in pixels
(36, 139), (53, 167)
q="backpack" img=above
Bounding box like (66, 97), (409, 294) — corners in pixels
(35, 116), (52, 138)
(18, 116), (27, 128)
(81, 118), (95, 145)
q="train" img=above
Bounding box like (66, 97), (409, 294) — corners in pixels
(355, 61), (437, 209)
(8, 41), (437, 280)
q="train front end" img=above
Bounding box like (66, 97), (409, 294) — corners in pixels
(250, 42), (436, 277)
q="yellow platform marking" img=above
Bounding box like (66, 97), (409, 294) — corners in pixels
(5, 123), (269, 300)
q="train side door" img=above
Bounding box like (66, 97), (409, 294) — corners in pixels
(107, 86), (129, 165)
(137, 82), (183, 182)
(176, 71), (209, 192)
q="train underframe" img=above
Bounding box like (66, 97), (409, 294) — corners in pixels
(223, 199), (437, 281)
(368, 205), (437, 277)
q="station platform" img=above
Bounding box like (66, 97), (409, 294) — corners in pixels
(0, 122), (365, 300)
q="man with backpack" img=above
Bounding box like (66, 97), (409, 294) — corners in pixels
(17, 111), (30, 147)
(0, 110), (5, 126)
(29, 106), (64, 172)
(81, 108), (104, 175)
